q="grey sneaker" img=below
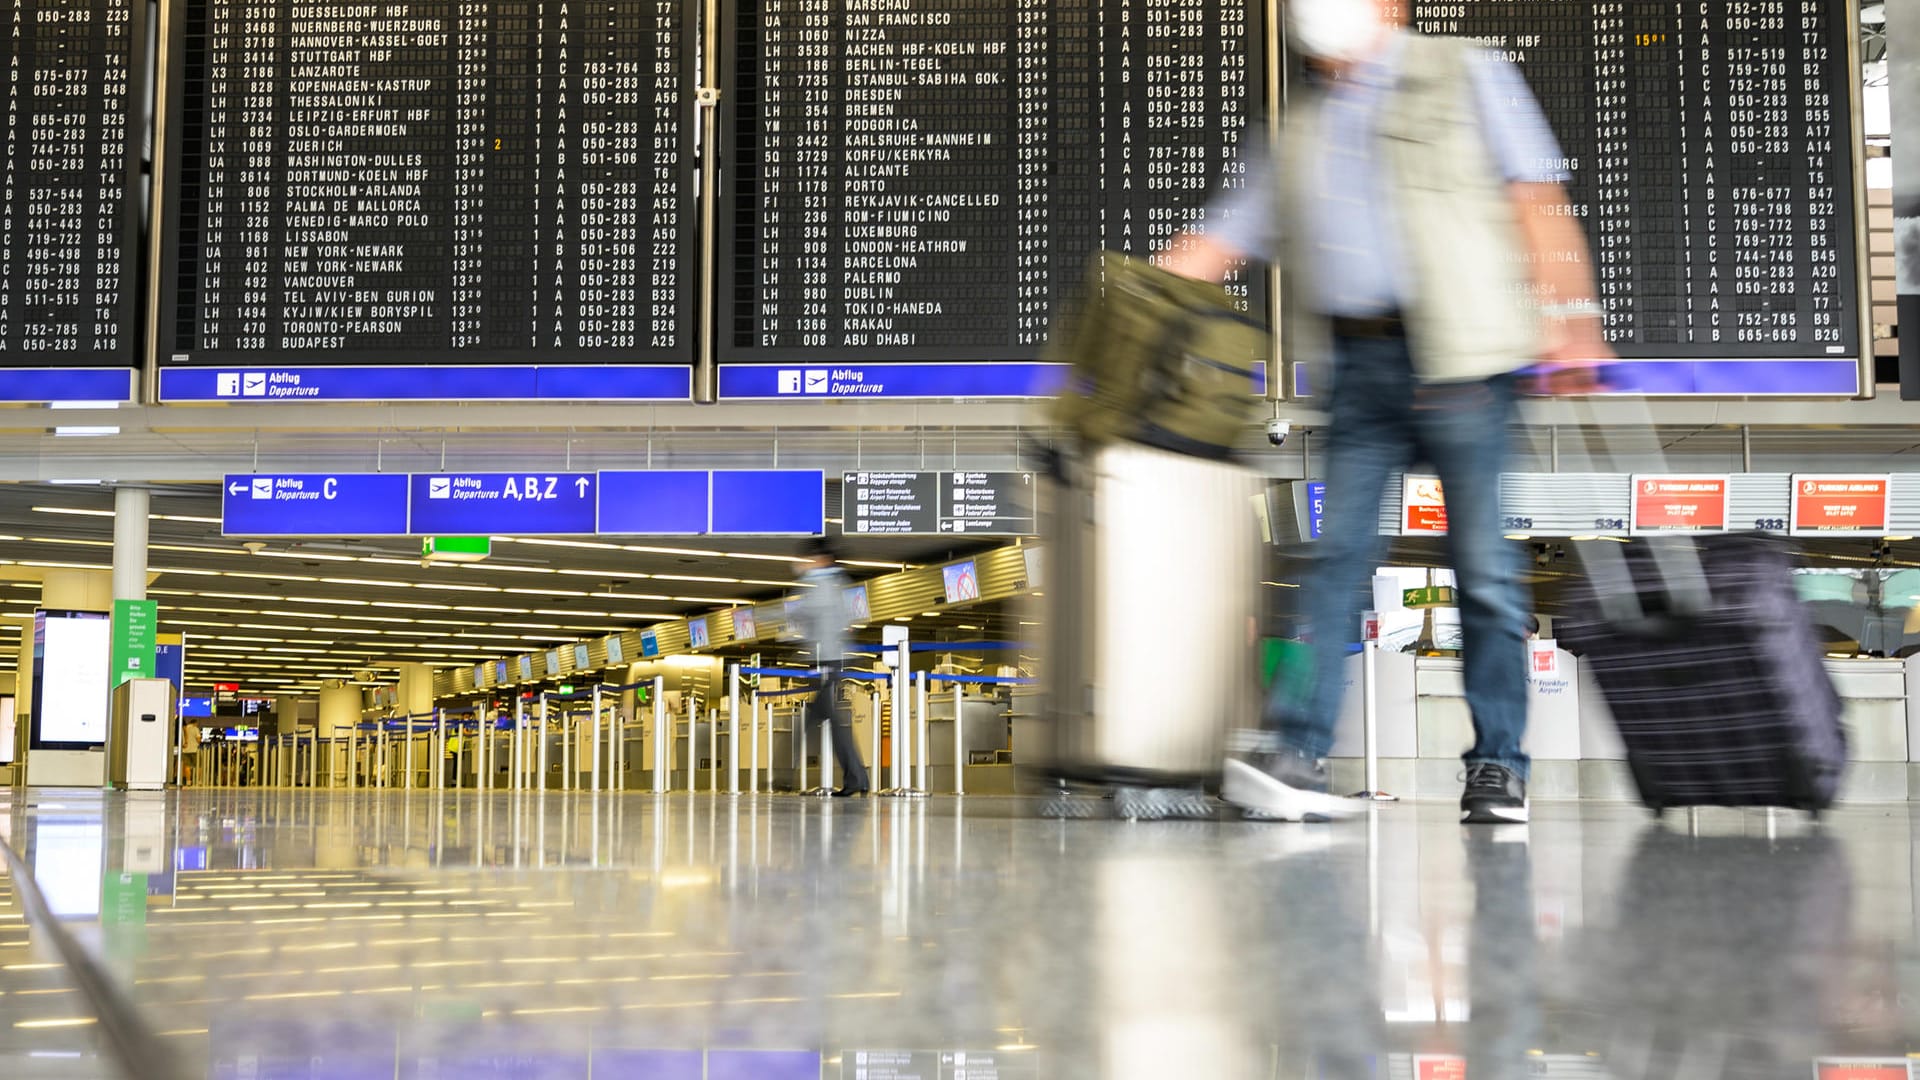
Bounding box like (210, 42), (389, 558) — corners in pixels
(1460, 762), (1529, 824)
(1222, 748), (1358, 822)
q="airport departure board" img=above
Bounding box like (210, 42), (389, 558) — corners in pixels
(721, 0), (1265, 362)
(159, 0), (696, 367)
(0, 0), (144, 366)
(1412, 0), (1863, 386)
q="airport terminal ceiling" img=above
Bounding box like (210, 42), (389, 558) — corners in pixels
(0, 481), (1016, 695)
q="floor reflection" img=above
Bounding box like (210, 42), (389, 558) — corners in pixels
(0, 789), (1913, 1079)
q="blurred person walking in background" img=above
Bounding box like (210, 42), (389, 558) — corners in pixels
(793, 538), (870, 797)
(1163, 0), (1611, 824)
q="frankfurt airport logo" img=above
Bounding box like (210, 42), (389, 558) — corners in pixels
(215, 372), (268, 397)
(776, 370), (831, 395)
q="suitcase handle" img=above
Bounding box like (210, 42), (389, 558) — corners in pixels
(1520, 395), (1713, 629)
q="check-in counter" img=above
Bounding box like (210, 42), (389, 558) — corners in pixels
(926, 687), (1017, 794)
(1831, 658), (1908, 800)
(1386, 647), (1583, 798)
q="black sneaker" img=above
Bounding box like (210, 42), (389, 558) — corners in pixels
(1460, 763), (1529, 824)
(1221, 748), (1357, 822)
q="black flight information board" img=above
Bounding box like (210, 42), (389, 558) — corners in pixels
(722, 0), (1265, 362)
(0, 0), (144, 366)
(843, 470), (1036, 535)
(158, 0), (697, 368)
(1412, 0), (1863, 395)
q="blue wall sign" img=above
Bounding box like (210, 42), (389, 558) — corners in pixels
(221, 474), (411, 536)
(159, 365), (693, 403)
(718, 362), (1068, 400)
(410, 473), (598, 536)
(711, 470), (825, 535)
(0, 369), (136, 404)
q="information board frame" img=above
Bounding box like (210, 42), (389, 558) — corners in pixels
(714, 0), (1272, 376)
(148, 0), (703, 397)
(0, 0), (150, 386)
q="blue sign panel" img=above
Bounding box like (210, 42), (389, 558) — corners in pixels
(711, 470), (824, 535)
(221, 474), (411, 537)
(0, 368), (136, 403)
(154, 642), (185, 694)
(599, 471), (710, 535)
(718, 362), (1068, 400)
(410, 473), (597, 536)
(640, 630), (660, 658)
(1305, 481), (1327, 541)
(159, 365), (693, 403)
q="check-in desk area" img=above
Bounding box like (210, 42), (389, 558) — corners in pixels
(1328, 649), (1920, 802)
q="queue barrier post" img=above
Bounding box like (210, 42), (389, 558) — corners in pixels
(591, 686), (604, 794)
(653, 676), (669, 794)
(727, 665), (741, 796)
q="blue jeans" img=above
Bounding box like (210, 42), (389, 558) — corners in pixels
(1270, 335), (1531, 779)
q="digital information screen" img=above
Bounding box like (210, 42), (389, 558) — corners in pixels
(156, 0), (698, 402)
(718, 0), (1265, 398)
(31, 609), (111, 748)
(1410, 0), (1864, 395)
(0, 0), (144, 401)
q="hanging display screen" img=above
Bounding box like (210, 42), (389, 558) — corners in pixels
(719, 0), (1267, 367)
(155, 0), (698, 396)
(1409, 0), (1865, 394)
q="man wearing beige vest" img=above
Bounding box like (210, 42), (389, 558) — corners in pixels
(1165, 0), (1611, 824)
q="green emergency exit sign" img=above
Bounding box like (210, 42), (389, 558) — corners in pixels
(423, 536), (491, 563)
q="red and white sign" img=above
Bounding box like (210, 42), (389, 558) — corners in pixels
(1530, 641), (1559, 675)
(1414, 1056), (1466, 1080)
(1402, 475), (1448, 536)
(1791, 474), (1892, 536)
(1814, 1061), (1910, 1080)
(1630, 474), (1729, 534)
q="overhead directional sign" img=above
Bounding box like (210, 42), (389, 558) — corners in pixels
(221, 474), (411, 537)
(842, 471), (1036, 535)
(599, 471), (710, 535)
(222, 469), (826, 537)
(411, 473), (598, 536)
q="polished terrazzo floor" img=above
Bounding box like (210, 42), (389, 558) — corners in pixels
(0, 789), (1915, 1079)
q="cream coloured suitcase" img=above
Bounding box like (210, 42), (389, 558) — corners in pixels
(1037, 441), (1264, 813)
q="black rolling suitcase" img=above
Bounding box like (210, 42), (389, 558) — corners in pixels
(1556, 532), (1847, 813)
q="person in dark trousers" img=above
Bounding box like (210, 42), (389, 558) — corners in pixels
(1164, 0), (1610, 824)
(793, 538), (870, 797)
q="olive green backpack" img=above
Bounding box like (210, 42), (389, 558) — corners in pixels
(1046, 251), (1270, 458)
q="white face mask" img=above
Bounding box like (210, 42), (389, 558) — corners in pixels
(1286, 0), (1381, 62)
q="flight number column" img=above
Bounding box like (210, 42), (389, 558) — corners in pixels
(794, 0), (829, 347)
(235, 0), (277, 351)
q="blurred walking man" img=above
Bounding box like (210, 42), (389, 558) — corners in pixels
(1165, 0), (1610, 824)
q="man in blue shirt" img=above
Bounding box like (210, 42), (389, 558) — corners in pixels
(793, 538), (870, 797)
(1165, 0), (1610, 824)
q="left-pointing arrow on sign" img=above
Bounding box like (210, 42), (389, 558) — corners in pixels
(228, 481), (246, 496)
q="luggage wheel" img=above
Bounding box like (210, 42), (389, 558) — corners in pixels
(1112, 785), (1214, 823)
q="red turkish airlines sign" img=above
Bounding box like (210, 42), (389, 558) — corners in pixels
(1814, 1062), (1909, 1080)
(1630, 474), (1729, 534)
(1402, 476), (1448, 536)
(1791, 475), (1892, 536)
